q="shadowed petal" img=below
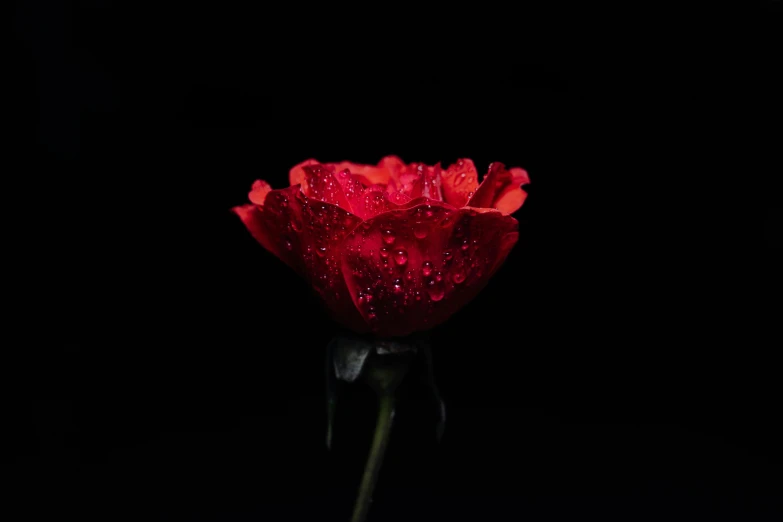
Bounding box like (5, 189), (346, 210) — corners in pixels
(233, 185), (367, 332)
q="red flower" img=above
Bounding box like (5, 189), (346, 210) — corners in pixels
(232, 156), (529, 337)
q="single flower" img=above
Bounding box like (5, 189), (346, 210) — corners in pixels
(233, 156), (529, 337)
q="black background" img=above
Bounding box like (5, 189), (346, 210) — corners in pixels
(15, 1), (781, 521)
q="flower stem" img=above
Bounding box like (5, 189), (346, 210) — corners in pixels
(351, 392), (395, 522)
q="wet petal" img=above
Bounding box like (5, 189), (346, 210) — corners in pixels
(441, 159), (479, 208)
(289, 159), (319, 191)
(303, 164), (352, 212)
(327, 155), (406, 186)
(233, 185), (367, 332)
(339, 200), (518, 337)
(467, 162), (529, 214)
(232, 186), (307, 277)
(397, 163), (444, 201)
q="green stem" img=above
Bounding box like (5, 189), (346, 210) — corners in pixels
(351, 392), (395, 522)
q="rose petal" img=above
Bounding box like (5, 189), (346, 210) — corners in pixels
(441, 159), (479, 208)
(397, 163), (444, 201)
(467, 162), (529, 214)
(339, 200), (518, 337)
(248, 180), (273, 206)
(289, 159), (319, 191)
(327, 155), (406, 186)
(493, 167), (530, 214)
(303, 164), (352, 212)
(232, 186), (307, 277)
(296, 196), (367, 332)
(234, 184), (367, 332)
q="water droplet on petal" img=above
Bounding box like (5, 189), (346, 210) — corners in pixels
(452, 267), (466, 284)
(461, 239), (470, 251)
(380, 247), (390, 259)
(413, 222), (429, 239)
(382, 229), (396, 245)
(317, 246), (327, 257)
(434, 270), (443, 283)
(427, 279), (445, 301)
(284, 239), (293, 251)
(392, 278), (404, 294)
(393, 248), (408, 266)
(405, 270), (415, 283)
(421, 261), (433, 277)
(443, 250), (453, 262)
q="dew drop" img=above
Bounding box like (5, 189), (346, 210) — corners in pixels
(380, 247), (390, 259)
(392, 278), (404, 294)
(382, 229), (396, 245)
(443, 250), (453, 262)
(413, 222), (429, 239)
(461, 239), (470, 251)
(393, 248), (408, 266)
(452, 267), (466, 284)
(284, 239), (293, 251)
(316, 246), (327, 257)
(454, 172), (466, 186)
(405, 270), (415, 283)
(434, 270), (443, 283)
(427, 279), (445, 301)
(421, 261), (433, 277)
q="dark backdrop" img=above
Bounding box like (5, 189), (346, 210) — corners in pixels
(16, 2), (781, 521)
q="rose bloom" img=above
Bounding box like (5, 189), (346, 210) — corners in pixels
(233, 156), (529, 337)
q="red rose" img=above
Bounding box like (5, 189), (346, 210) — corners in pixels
(233, 156), (529, 337)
